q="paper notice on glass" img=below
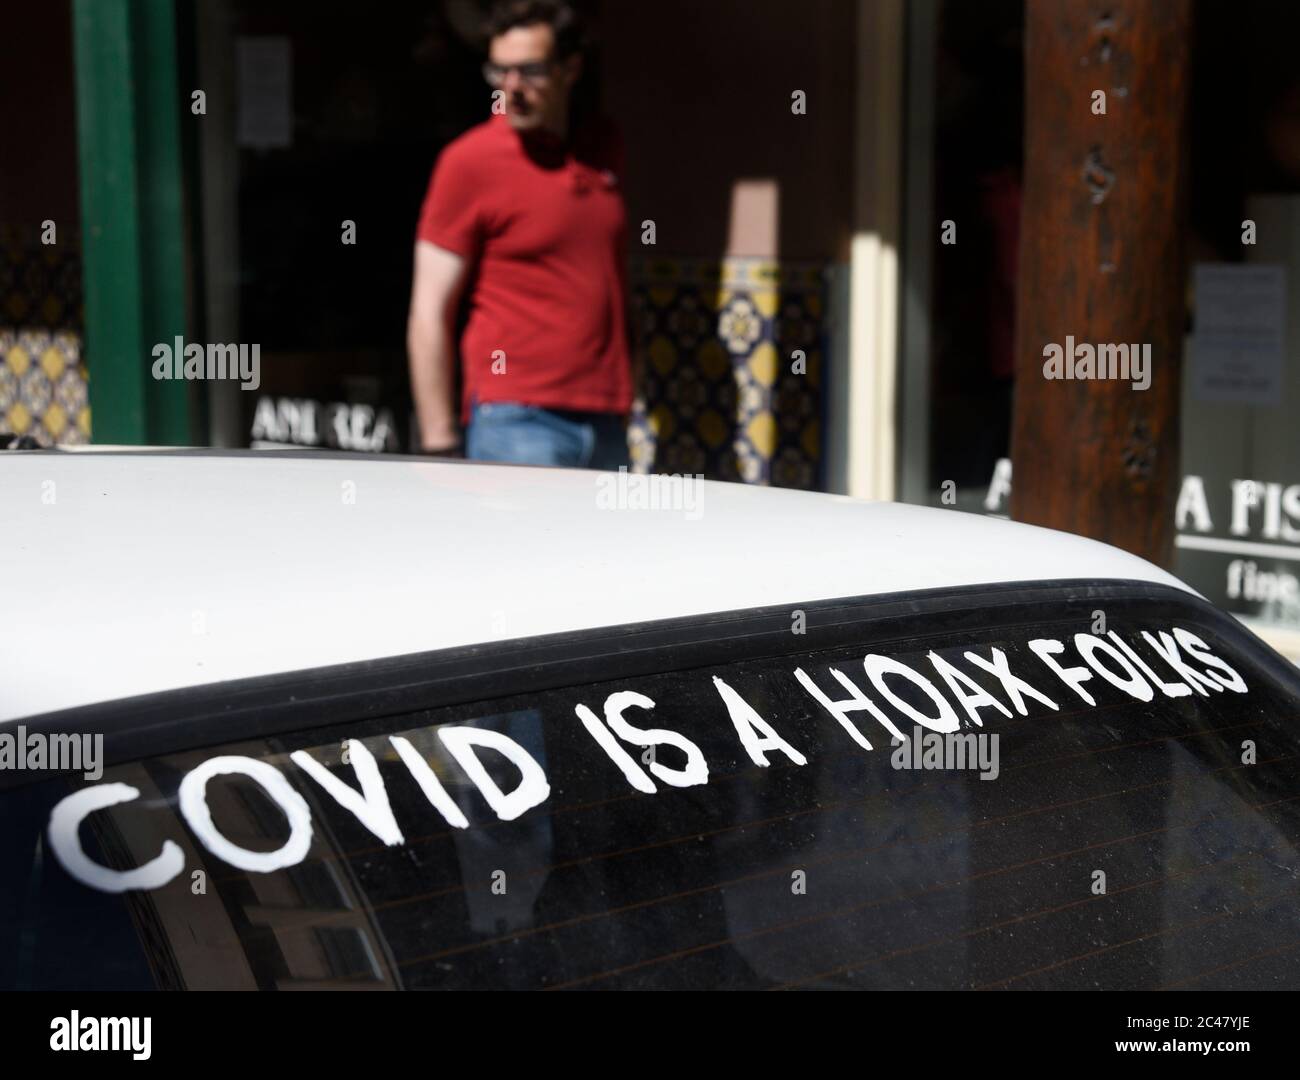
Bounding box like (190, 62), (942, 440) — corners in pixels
(1191, 263), (1285, 405)
(236, 37), (292, 149)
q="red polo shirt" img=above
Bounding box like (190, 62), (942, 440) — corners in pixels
(416, 114), (634, 423)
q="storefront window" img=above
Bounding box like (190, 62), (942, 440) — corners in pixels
(902, 0), (1300, 655)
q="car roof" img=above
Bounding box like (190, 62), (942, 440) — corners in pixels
(0, 449), (1195, 720)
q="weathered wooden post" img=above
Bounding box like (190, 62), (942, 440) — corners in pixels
(1011, 0), (1191, 566)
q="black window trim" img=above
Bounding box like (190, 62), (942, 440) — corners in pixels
(6, 577), (1292, 789)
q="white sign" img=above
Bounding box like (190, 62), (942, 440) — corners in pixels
(237, 37), (293, 150)
(1191, 263), (1285, 405)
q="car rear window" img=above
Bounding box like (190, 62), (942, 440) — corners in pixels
(3, 587), (1299, 989)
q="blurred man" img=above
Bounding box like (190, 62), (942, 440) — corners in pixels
(407, 0), (632, 467)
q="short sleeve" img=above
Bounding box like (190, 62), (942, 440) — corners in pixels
(415, 142), (483, 259)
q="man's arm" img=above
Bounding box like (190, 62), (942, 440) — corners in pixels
(407, 239), (469, 453)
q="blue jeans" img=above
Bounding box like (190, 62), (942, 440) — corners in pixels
(466, 402), (630, 469)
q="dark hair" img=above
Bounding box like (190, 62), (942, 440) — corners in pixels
(484, 1), (586, 60)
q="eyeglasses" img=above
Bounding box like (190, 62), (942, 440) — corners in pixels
(483, 60), (554, 88)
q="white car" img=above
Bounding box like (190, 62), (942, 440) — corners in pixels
(2, 449), (1298, 990)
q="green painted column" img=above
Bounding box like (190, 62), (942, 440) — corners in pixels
(73, 0), (192, 445)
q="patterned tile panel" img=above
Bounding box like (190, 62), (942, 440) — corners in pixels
(0, 224), (90, 445)
(629, 255), (825, 488)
